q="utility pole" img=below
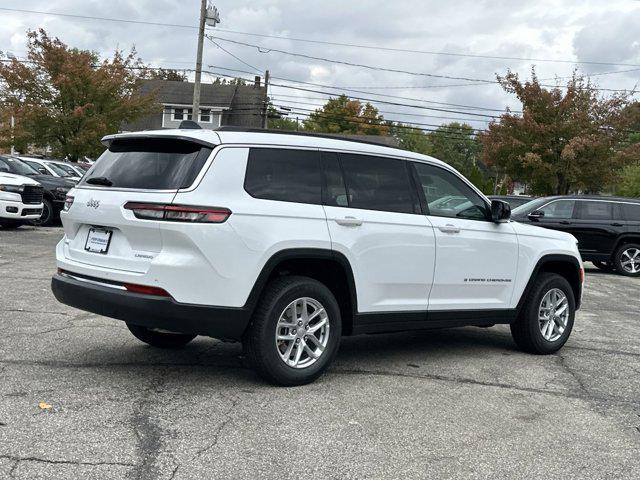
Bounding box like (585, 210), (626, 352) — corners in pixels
(192, 2), (220, 124)
(261, 70), (270, 129)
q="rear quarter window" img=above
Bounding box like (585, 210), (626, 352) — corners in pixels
(244, 148), (322, 204)
(83, 138), (213, 190)
(622, 203), (640, 221)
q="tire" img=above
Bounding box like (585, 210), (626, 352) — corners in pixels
(592, 260), (613, 272)
(510, 273), (575, 354)
(243, 276), (342, 386)
(126, 323), (196, 348)
(0, 219), (24, 229)
(613, 243), (640, 277)
(32, 198), (54, 226)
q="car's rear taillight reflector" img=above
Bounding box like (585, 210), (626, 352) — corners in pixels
(63, 195), (74, 212)
(123, 202), (231, 223)
(124, 283), (171, 297)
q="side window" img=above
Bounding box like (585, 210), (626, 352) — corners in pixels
(339, 153), (418, 214)
(622, 203), (640, 221)
(321, 152), (348, 207)
(576, 201), (613, 220)
(0, 158), (10, 172)
(244, 148), (322, 205)
(412, 162), (488, 220)
(539, 200), (575, 219)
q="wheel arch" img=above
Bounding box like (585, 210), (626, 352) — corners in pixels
(244, 248), (358, 335)
(516, 254), (583, 312)
(613, 235), (640, 254)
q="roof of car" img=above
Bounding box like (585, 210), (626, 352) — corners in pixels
(103, 127), (450, 169)
(538, 195), (640, 203)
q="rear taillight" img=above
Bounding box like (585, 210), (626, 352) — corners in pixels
(63, 195), (74, 212)
(124, 283), (171, 297)
(123, 202), (231, 223)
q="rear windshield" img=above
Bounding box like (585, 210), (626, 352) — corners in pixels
(83, 138), (213, 189)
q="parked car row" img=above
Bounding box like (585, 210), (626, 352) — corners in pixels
(0, 155), (81, 227)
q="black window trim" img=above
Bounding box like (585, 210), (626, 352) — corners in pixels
(409, 160), (492, 222)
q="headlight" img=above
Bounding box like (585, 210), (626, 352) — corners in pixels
(0, 184), (22, 193)
(53, 186), (70, 199)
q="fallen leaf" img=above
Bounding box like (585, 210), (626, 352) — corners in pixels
(38, 402), (52, 410)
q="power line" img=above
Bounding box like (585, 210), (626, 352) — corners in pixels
(205, 36), (262, 74)
(2, 7), (640, 68)
(209, 36), (639, 94)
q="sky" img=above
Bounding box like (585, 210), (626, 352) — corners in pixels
(1, 0), (639, 131)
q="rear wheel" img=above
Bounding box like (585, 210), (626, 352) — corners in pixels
(613, 244), (640, 277)
(243, 276), (342, 386)
(592, 260), (614, 272)
(510, 273), (575, 354)
(126, 323), (196, 348)
(32, 198), (54, 226)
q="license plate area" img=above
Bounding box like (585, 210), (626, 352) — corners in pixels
(85, 227), (113, 254)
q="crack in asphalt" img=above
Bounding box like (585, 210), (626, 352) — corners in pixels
(555, 351), (590, 397)
(168, 392), (240, 480)
(330, 367), (640, 407)
(127, 368), (170, 480)
(0, 454), (135, 473)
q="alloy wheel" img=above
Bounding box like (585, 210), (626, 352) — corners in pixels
(538, 288), (569, 342)
(275, 297), (330, 369)
(620, 247), (640, 274)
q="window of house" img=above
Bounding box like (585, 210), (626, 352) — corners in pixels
(244, 148), (322, 204)
(199, 109), (212, 123)
(339, 154), (418, 214)
(412, 162), (488, 220)
(173, 108), (192, 121)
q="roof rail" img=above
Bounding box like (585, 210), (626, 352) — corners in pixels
(213, 126), (405, 151)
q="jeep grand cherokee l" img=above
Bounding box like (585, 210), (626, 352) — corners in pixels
(512, 195), (640, 277)
(51, 127), (584, 385)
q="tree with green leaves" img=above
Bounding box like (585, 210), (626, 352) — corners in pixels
(0, 29), (158, 160)
(142, 67), (187, 82)
(480, 69), (639, 195)
(426, 122), (480, 176)
(303, 95), (388, 135)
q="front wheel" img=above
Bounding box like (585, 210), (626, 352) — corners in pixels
(613, 244), (640, 277)
(243, 276), (342, 386)
(126, 323), (196, 348)
(510, 273), (575, 354)
(32, 198), (54, 226)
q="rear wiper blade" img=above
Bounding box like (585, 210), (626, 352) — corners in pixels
(86, 176), (113, 186)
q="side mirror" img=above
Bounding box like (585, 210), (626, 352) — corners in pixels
(490, 200), (511, 223)
(528, 210), (544, 220)
(38, 167), (48, 174)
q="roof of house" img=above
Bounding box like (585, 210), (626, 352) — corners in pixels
(139, 79), (265, 107)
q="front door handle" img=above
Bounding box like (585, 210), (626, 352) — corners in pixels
(438, 224), (460, 234)
(611, 223), (623, 227)
(559, 220), (571, 225)
(335, 216), (363, 227)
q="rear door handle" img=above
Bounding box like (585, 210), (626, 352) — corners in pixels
(335, 216), (363, 227)
(559, 220), (571, 225)
(611, 223), (623, 227)
(438, 224), (460, 234)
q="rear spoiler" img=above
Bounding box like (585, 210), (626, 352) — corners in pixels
(101, 133), (220, 149)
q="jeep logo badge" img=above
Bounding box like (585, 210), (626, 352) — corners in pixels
(86, 199), (100, 209)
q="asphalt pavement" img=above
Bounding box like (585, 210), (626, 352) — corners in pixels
(1, 225), (639, 479)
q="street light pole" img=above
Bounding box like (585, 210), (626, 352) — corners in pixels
(192, 2), (220, 124)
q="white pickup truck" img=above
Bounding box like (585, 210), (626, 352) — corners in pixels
(0, 171), (44, 228)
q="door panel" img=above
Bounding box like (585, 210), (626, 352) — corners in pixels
(426, 216), (518, 309)
(571, 201), (621, 256)
(323, 152), (435, 313)
(411, 162), (518, 310)
(325, 205), (435, 312)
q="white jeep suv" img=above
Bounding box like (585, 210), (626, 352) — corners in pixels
(52, 127), (584, 385)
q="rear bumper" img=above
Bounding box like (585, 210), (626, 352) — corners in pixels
(51, 273), (251, 340)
